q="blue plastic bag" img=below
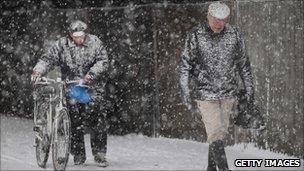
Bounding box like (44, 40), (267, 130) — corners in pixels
(68, 85), (92, 104)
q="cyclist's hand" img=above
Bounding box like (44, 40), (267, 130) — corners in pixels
(82, 74), (93, 85)
(31, 70), (41, 84)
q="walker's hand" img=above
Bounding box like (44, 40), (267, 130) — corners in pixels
(31, 70), (41, 84)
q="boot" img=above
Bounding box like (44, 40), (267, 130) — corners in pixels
(210, 140), (229, 171)
(207, 145), (217, 171)
(94, 152), (109, 167)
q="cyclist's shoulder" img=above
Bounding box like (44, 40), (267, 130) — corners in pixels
(87, 34), (99, 39)
(57, 36), (70, 46)
(85, 34), (106, 48)
(86, 34), (102, 43)
(46, 36), (70, 49)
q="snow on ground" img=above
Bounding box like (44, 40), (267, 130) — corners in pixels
(1, 115), (303, 170)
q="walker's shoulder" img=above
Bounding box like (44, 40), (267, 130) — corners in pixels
(188, 24), (205, 36)
(225, 24), (240, 34)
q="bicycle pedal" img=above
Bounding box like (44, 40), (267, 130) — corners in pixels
(57, 157), (66, 164)
(33, 126), (40, 132)
(36, 119), (46, 125)
(33, 139), (38, 147)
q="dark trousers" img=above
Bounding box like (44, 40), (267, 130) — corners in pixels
(68, 102), (107, 157)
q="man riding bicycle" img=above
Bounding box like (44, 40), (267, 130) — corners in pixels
(31, 20), (109, 167)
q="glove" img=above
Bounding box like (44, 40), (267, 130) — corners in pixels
(186, 103), (193, 111)
(250, 106), (266, 131)
(31, 70), (41, 84)
(82, 74), (93, 85)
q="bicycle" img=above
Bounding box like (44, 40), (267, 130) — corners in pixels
(33, 77), (78, 170)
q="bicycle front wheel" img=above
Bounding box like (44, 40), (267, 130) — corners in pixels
(52, 108), (71, 171)
(35, 102), (50, 168)
(35, 132), (50, 168)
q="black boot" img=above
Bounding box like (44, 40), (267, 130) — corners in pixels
(94, 152), (109, 167)
(74, 153), (86, 165)
(210, 140), (229, 171)
(207, 145), (217, 171)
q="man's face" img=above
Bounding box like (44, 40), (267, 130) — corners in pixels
(207, 14), (228, 33)
(70, 34), (85, 46)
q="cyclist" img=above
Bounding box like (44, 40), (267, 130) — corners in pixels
(31, 20), (109, 167)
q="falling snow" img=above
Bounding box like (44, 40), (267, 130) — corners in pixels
(0, 1), (303, 170)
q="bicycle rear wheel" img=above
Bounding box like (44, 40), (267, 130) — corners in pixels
(52, 108), (71, 171)
(34, 102), (50, 168)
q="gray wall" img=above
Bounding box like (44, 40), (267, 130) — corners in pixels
(236, 0), (303, 157)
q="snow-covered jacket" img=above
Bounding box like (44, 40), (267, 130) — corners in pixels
(180, 22), (254, 101)
(34, 34), (109, 99)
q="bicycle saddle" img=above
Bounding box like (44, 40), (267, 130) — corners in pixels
(68, 85), (92, 104)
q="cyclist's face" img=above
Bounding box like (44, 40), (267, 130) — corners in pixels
(70, 34), (85, 46)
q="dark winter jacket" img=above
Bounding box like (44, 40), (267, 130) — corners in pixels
(180, 22), (254, 102)
(34, 34), (109, 100)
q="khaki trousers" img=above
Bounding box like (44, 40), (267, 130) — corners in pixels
(196, 98), (236, 143)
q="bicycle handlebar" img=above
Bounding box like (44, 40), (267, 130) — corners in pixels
(35, 77), (91, 88)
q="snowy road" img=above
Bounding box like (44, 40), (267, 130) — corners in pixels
(1, 115), (303, 170)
